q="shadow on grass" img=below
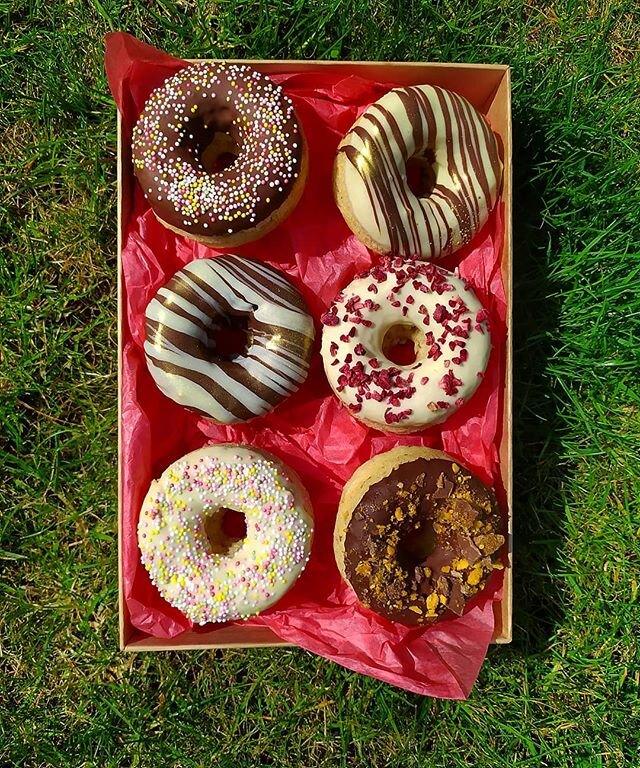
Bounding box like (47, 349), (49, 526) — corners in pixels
(507, 111), (566, 654)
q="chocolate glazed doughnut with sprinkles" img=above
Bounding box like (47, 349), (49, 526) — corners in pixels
(335, 446), (505, 626)
(334, 84), (502, 260)
(132, 62), (308, 246)
(144, 255), (315, 424)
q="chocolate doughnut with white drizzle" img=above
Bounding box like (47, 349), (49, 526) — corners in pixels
(144, 255), (315, 423)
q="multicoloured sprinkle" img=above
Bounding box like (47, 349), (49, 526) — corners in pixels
(138, 446), (313, 624)
(132, 62), (303, 237)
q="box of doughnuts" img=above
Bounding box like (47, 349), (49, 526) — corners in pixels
(107, 32), (512, 698)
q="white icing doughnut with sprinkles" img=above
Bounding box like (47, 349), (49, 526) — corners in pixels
(334, 84), (502, 259)
(132, 61), (308, 246)
(320, 258), (491, 433)
(138, 445), (314, 624)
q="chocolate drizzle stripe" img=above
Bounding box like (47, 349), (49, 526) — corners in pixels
(247, 317), (311, 362)
(406, 89), (438, 251)
(434, 88), (475, 231)
(217, 259), (303, 314)
(146, 353), (253, 421)
(148, 293), (211, 337)
(255, 331), (309, 371)
(352, 121), (414, 254)
(149, 340), (273, 412)
(157, 282), (216, 323)
(446, 89), (480, 229)
(228, 254), (296, 294)
(195, 263), (252, 309)
(425, 193), (448, 251)
(209, 260), (312, 335)
(146, 317), (208, 359)
(339, 145), (383, 232)
(398, 88), (424, 154)
(362, 111), (422, 253)
(454, 90), (488, 226)
(245, 350), (299, 388)
(460, 96), (493, 212)
(175, 273), (227, 316)
(223, 359), (289, 401)
(351, 123), (411, 253)
(431, 184), (470, 236)
(370, 102), (408, 158)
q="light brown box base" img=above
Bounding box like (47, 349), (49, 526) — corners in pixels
(118, 59), (512, 651)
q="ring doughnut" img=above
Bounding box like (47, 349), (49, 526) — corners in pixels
(138, 445), (313, 624)
(334, 84), (502, 259)
(132, 62), (308, 246)
(144, 254), (315, 424)
(334, 446), (505, 626)
(320, 257), (491, 432)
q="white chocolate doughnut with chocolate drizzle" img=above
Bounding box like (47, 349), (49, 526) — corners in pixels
(144, 255), (315, 423)
(320, 258), (491, 433)
(334, 85), (502, 259)
(132, 62), (308, 247)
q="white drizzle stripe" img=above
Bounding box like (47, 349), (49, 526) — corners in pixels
(178, 271), (227, 315)
(222, 260), (304, 315)
(155, 286), (213, 325)
(238, 357), (292, 395)
(250, 343), (308, 382)
(144, 343), (272, 412)
(145, 359), (236, 422)
(229, 255), (294, 290)
(209, 261), (312, 335)
(146, 297), (208, 342)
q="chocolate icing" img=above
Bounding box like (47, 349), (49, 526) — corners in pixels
(344, 457), (504, 625)
(132, 62), (304, 238)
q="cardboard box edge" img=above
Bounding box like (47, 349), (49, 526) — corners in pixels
(501, 64), (514, 644)
(117, 112), (128, 652)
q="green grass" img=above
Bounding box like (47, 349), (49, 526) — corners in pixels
(1, 0), (639, 765)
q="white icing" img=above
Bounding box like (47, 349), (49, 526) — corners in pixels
(320, 262), (491, 430)
(138, 445), (313, 624)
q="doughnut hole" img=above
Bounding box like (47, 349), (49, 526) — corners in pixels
(200, 131), (240, 173)
(381, 323), (427, 366)
(406, 148), (437, 198)
(399, 520), (437, 568)
(204, 507), (247, 557)
(207, 316), (251, 360)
